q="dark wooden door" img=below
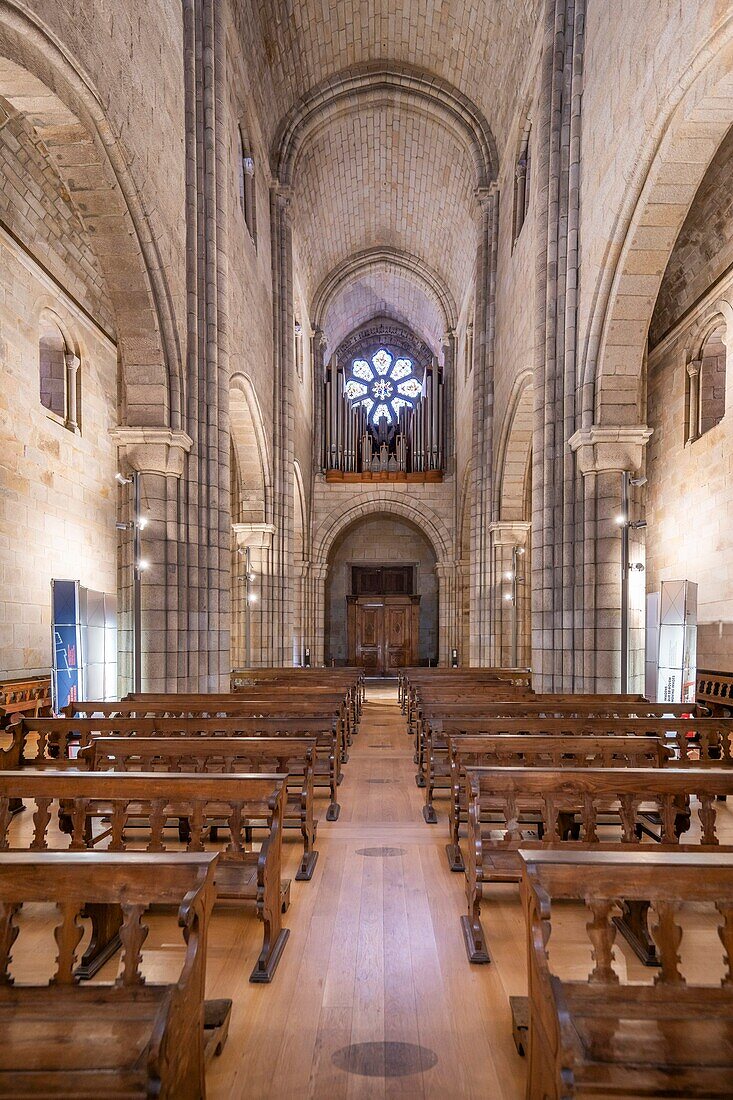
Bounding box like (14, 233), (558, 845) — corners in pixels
(347, 595), (420, 674)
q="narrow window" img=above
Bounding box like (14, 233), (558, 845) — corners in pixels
(239, 125), (257, 246)
(698, 321), (726, 437)
(39, 313), (80, 431)
(512, 120), (532, 245)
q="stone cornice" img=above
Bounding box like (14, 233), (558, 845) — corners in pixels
(110, 427), (193, 477)
(232, 522), (276, 550)
(568, 425), (653, 475)
(488, 520), (531, 546)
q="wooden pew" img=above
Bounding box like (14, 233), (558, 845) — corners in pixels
(81, 735), (320, 880)
(520, 850), (733, 1098)
(67, 694), (353, 770)
(422, 708), (727, 822)
(461, 765), (733, 966)
(12, 713), (343, 821)
(0, 675), (51, 726)
(444, 734), (673, 870)
(697, 667), (733, 716)
(52, 711), (343, 819)
(0, 770), (291, 982)
(0, 850), (231, 1098)
(398, 666), (533, 711)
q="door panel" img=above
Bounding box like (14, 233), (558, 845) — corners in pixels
(356, 603), (382, 674)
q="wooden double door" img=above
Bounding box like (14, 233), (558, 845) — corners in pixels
(347, 594), (420, 676)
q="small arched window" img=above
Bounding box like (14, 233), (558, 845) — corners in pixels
(687, 319), (727, 442)
(39, 313), (80, 431)
(512, 119), (532, 245)
(238, 125), (257, 246)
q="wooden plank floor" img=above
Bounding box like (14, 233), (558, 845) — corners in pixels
(206, 683), (527, 1099)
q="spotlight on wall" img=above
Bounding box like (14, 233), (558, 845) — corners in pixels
(630, 475), (648, 487)
(616, 513), (627, 526)
(247, 572), (257, 582)
(115, 521), (130, 531)
(505, 571), (514, 581)
(516, 547), (526, 555)
(503, 593), (513, 602)
(115, 471), (133, 485)
(137, 559), (150, 572)
(248, 592), (259, 604)
(138, 516), (149, 531)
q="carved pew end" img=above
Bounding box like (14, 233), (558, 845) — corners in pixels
(445, 843), (465, 873)
(326, 801), (340, 821)
(422, 803), (438, 824)
(509, 995), (529, 1056)
(204, 998), (233, 1061)
(295, 850), (319, 881)
(461, 915), (490, 964)
(249, 927), (290, 983)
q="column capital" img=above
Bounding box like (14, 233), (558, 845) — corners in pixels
(568, 425), (653, 475)
(232, 522), (276, 550)
(488, 520), (531, 546)
(110, 426), (193, 477)
(474, 181), (498, 209)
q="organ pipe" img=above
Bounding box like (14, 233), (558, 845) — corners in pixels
(431, 361), (439, 470)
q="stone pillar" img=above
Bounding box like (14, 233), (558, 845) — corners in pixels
(686, 360), (700, 443)
(65, 352), (80, 433)
(441, 328), (456, 476)
(232, 522), (276, 667)
(312, 563), (328, 666)
(531, 0), (586, 690)
(489, 521), (531, 667)
(270, 185), (296, 666)
(111, 427), (193, 692)
(457, 559), (470, 665)
(569, 426), (653, 692)
(469, 185), (499, 666)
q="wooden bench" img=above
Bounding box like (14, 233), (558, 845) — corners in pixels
(520, 850), (733, 1098)
(461, 765), (733, 966)
(422, 708), (726, 822)
(0, 850), (231, 1098)
(0, 675), (51, 726)
(51, 710), (344, 819)
(697, 667), (733, 716)
(445, 734), (673, 869)
(81, 735), (320, 880)
(397, 666), (532, 711)
(0, 769), (291, 982)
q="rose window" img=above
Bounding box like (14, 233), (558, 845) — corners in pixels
(343, 348), (424, 427)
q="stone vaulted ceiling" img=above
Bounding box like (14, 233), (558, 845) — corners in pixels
(238, 0), (541, 350)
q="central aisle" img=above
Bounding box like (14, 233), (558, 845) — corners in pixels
(208, 683), (526, 1099)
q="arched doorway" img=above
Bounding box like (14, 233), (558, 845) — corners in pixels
(324, 513), (438, 672)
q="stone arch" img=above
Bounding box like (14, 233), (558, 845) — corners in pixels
(495, 371), (534, 521)
(0, 2), (180, 426)
(272, 62), (497, 191)
(313, 495), (450, 568)
(230, 372), (272, 524)
(583, 16), (733, 427)
(312, 247), (458, 356)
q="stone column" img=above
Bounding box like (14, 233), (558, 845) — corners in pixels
(312, 563), (328, 666)
(65, 352), (80, 433)
(469, 185), (499, 666)
(489, 521), (531, 667)
(311, 328), (327, 477)
(232, 522), (276, 667)
(686, 360), (700, 443)
(270, 184), (296, 666)
(111, 427), (193, 691)
(569, 425), (653, 692)
(457, 559), (470, 665)
(441, 328), (456, 476)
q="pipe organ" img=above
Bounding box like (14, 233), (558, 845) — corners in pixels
(322, 354), (445, 477)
